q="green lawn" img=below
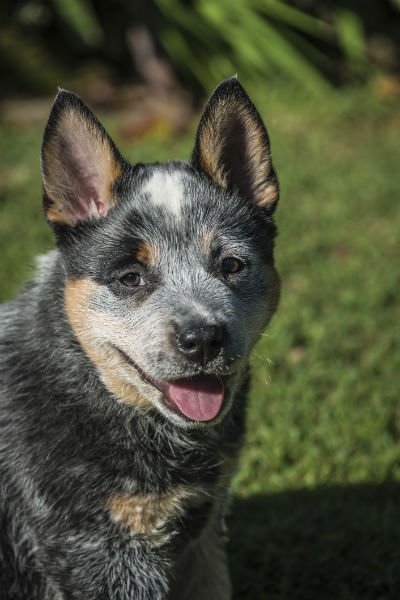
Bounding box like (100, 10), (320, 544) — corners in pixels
(1, 84), (399, 598)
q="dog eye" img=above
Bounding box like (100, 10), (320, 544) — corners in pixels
(221, 257), (244, 275)
(120, 273), (145, 287)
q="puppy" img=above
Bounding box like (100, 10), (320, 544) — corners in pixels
(0, 77), (280, 599)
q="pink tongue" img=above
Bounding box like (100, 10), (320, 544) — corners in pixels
(166, 376), (224, 422)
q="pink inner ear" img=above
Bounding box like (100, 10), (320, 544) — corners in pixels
(62, 141), (110, 223)
(68, 176), (107, 223)
(97, 201), (107, 217)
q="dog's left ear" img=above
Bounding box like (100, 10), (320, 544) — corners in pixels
(192, 77), (279, 213)
(41, 89), (126, 228)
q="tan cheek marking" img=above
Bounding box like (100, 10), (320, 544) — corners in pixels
(136, 241), (158, 265)
(108, 487), (198, 541)
(64, 278), (152, 410)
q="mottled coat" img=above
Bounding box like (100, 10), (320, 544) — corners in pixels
(0, 78), (280, 599)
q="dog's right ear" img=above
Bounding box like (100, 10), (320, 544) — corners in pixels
(41, 90), (126, 228)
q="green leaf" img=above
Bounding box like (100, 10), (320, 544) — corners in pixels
(51, 0), (102, 46)
(336, 9), (368, 66)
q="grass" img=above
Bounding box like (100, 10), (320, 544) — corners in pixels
(1, 82), (399, 598)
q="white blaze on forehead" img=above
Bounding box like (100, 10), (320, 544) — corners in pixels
(143, 171), (184, 216)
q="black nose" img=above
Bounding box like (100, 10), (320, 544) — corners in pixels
(177, 325), (224, 365)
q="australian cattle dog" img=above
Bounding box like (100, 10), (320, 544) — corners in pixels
(0, 78), (280, 599)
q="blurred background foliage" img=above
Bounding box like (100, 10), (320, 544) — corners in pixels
(1, 0), (400, 100)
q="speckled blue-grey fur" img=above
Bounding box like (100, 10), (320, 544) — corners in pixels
(0, 77), (280, 599)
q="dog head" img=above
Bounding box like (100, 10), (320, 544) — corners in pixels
(41, 78), (280, 428)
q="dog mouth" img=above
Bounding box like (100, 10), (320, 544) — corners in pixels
(115, 347), (226, 422)
(162, 375), (224, 422)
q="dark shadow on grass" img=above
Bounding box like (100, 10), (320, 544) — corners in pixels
(228, 483), (400, 600)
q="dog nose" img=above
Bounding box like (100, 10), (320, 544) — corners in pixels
(177, 325), (224, 365)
